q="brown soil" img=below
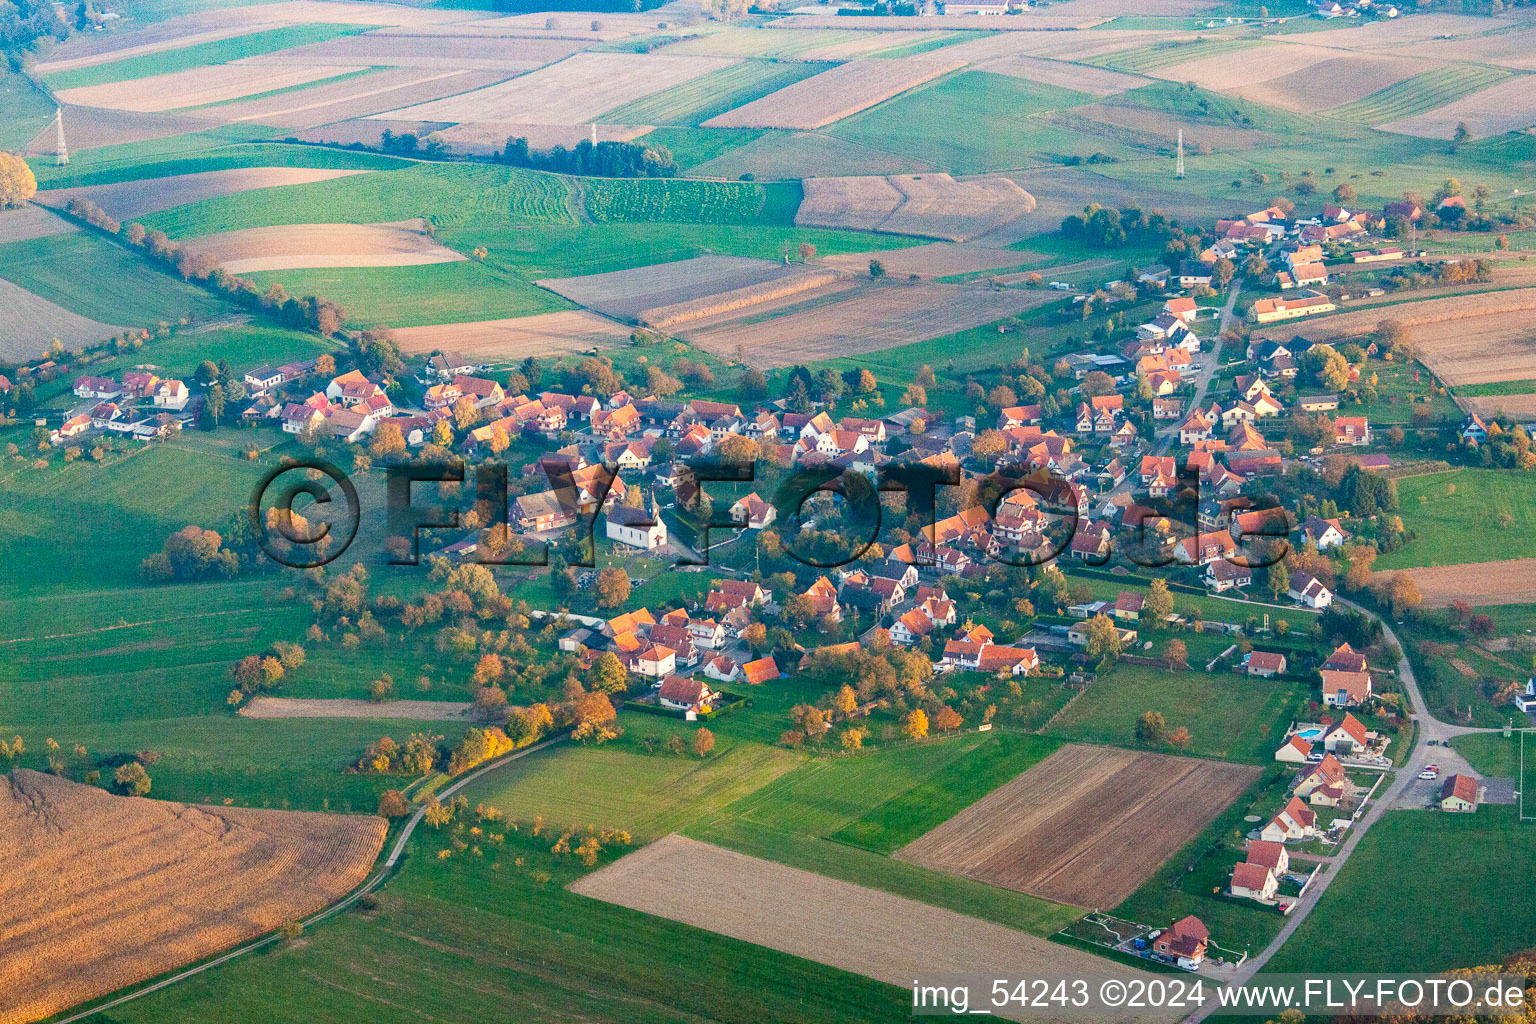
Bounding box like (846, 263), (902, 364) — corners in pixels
(895, 743), (1259, 907)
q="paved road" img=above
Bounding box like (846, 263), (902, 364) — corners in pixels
(52, 734), (565, 1024)
(1182, 598), (1489, 1022)
(1154, 281), (1242, 458)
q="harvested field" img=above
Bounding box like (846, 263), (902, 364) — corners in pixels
(1386, 26), (1536, 71)
(1463, 394), (1536, 420)
(1256, 289), (1536, 386)
(0, 769), (384, 1024)
(639, 269), (839, 329)
(1379, 75), (1536, 140)
(680, 279), (1057, 368)
(1235, 53), (1428, 114)
(823, 242), (1031, 278)
(1407, 559), (1536, 608)
(896, 743), (1259, 907)
(797, 173), (1035, 240)
(432, 121), (654, 153)
(0, 205), (75, 244)
(184, 220), (466, 274)
(1151, 40), (1335, 90)
(0, 278), (125, 361)
(391, 310), (631, 361)
(54, 60), (363, 113)
(248, 31), (584, 70)
(975, 54), (1150, 95)
(538, 254), (815, 322)
(769, 13), (1115, 30)
(571, 834), (1160, 1024)
(701, 57), (965, 130)
(1279, 13), (1518, 50)
(196, 69), (512, 129)
(241, 696), (474, 719)
(374, 52), (739, 126)
(1326, 65), (1513, 128)
(26, 105), (214, 154)
(35, 167), (371, 222)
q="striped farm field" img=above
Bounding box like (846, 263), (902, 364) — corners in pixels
(601, 59), (835, 127)
(1092, 36), (1262, 75)
(1322, 64), (1511, 124)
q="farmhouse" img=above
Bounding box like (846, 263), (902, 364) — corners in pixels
(1333, 416), (1371, 446)
(1229, 861), (1278, 902)
(1151, 916), (1209, 969)
(1244, 651), (1287, 677)
(657, 675), (716, 714)
(1320, 669), (1372, 708)
(1261, 796), (1317, 843)
(1439, 774), (1480, 813)
(1249, 294), (1336, 324)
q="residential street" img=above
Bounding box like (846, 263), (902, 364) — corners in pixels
(1182, 596), (1499, 1022)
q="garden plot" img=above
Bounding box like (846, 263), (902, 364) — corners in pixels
(797, 173), (1035, 241)
(184, 220), (466, 274)
(54, 60), (364, 113)
(202, 69), (514, 129)
(0, 279), (125, 361)
(1380, 75), (1536, 140)
(0, 769), (384, 1024)
(701, 57), (966, 130)
(679, 279), (1057, 367)
(1235, 53), (1429, 114)
(539, 255), (818, 322)
(391, 310), (630, 361)
(35, 167), (372, 222)
(976, 54), (1150, 96)
(571, 834), (1161, 1024)
(896, 744), (1258, 908)
(373, 52), (736, 127)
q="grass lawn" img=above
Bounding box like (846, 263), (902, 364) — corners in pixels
(1268, 805), (1536, 973)
(828, 732), (1060, 853)
(0, 232), (233, 325)
(460, 731), (800, 841)
(141, 162), (576, 238)
(85, 324), (335, 381)
(242, 261), (572, 328)
(1453, 731), (1523, 778)
(827, 70), (1098, 173)
(637, 126), (771, 172)
(1375, 469), (1536, 569)
(43, 24), (375, 91)
(1044, 663), (1304, 763)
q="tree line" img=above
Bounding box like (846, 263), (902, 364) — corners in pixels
(497, 137), (677, 178)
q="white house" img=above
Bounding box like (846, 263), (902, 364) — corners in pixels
(606, 499), (667, 551)
(1260, 796), (1317, 842)
(1288, 572), (1334, 609)
(1229, 862), (1277, 901)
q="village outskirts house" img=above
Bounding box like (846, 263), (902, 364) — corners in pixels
(1151, 916), (1209, 970)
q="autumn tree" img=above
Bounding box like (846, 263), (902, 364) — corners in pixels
(971, 429), (1007, 463)
(1143, 578), (1173, 624)
(692, 727), (715, 758)
(589, 651), (628, 693)
(902, 708), (929, 740)
(593, 566), (631, 608)
(832, 684), (858, 716)
(1167, 726), (1191, 752)
(1134, 711), (1166, 746)
(1084, 613), (1123, 664)
(798, 241), (816, 261)
(115, 761), (152, 797)
(0, 153), (37, 210)
(1268, 561), (1290, 601)
(742, 622), (768, 654)
(377, 790), (409, 818)
(572, 691), (619, 744)
(472, 653), (505, 688)
(933, 706), (963, 732)
(1165, 638), (1189, 669)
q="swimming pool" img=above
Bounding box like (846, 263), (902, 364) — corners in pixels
(1295, 727), (1325, 740)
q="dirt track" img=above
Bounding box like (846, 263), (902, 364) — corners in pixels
(896, 744), (1258, 907)
(0, 770), (383, 1024)
(572, 834), (1170, 1024)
